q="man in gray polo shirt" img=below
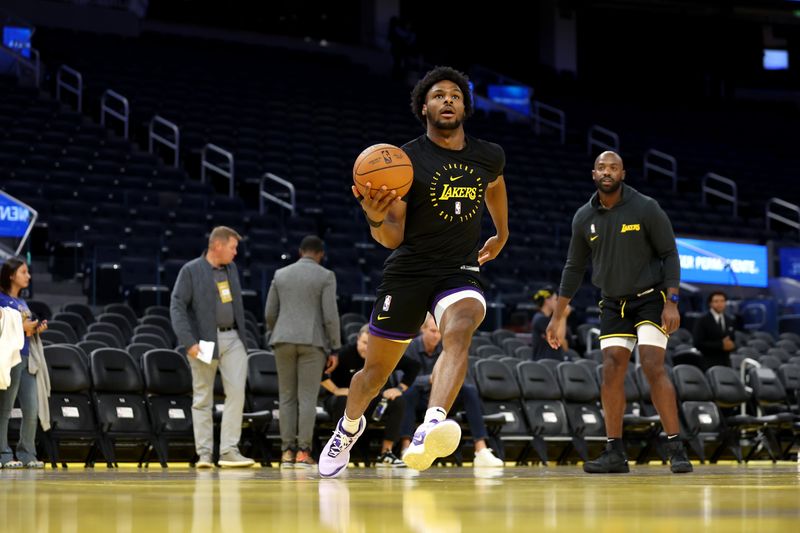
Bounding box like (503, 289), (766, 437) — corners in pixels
(170, 226), (254, 468)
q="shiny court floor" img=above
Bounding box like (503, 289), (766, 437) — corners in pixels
(1, 463), (799, 532)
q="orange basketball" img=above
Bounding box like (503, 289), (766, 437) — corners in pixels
(352, 143), (413, 199)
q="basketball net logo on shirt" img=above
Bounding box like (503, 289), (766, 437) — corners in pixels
(429, 162), (484, 223)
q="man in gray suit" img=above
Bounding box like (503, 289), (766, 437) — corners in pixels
(170, 226), (254, 468)
(265, 235), (341, 467)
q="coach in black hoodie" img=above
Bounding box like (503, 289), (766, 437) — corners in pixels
(546, 151), (692, 474)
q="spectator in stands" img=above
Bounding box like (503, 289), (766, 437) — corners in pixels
(265, 235), (341, 468)
(321, 324), (417, 467)
(547, 151), (692, 474)
(400, 315), (504, 467)
(170, 226), (254, 468)
(0, 257), (48, 469)
(693, 291), (736, 369)
(531, 285), (570, 360)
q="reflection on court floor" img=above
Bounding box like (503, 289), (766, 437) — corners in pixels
(1, 465), (798, 532)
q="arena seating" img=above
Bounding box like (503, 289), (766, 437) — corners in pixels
(3, 24), (800, 466)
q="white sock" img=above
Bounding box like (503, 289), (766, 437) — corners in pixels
(342, 413), (361, 434)
(424, 407), (447, 424)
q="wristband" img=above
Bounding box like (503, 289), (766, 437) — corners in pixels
(365, 213), (384, 228)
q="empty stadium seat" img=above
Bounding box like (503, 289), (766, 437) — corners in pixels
(89, 348), (158, 467)
(141, 349), (196, 465)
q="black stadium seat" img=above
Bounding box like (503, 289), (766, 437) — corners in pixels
(515, 361), (575, 464)
(126, 343), (156, 362)
(42, 344), (104, 467)
(141, 349), (196, 464)
(52, 311), (88, 339)
(133, 324), (171, 343)
(89, 348), (159, 467)
(40, 329), (70, 345)
(474, 359), (531, 462)
(555, 362), (606, 458)
(45, 320), (79, 344)
(104, 303), (139, 329)
(475, 344), (505, 359)
(672, 364), (728, 463)
(86, 324), (125, 348)
(97, 313), (133, 343)
(705, 365), (783, 462)
(63, 303), (95, 325)
(131, 333), (170, 350)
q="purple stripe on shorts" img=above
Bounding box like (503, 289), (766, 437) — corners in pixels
(369, 323), (416, 341)
(430, 286), (484, 315)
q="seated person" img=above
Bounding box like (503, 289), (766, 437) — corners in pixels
(531, 285), (570, 360)
(400, 315), (504, 467)
(321, 324), (420, 467)
(693, 291), (737, 369)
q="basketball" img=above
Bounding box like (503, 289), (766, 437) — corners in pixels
(352, 143), (414, 199)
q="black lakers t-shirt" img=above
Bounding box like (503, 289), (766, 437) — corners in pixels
(383, 134), (505, 277)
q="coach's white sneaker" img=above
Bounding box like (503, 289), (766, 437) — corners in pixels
(402, 419), (461, 471)
(473, 448), (504, 467)
(196, 455), (214, 468)
(218, 450), (255, 468)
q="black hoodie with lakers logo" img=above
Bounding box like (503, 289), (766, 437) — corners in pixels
(558, 184), (680, 300)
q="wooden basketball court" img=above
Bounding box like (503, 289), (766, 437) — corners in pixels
(2, 463), (799, 532)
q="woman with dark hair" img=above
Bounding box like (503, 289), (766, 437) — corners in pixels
(0, 257), (47, 468)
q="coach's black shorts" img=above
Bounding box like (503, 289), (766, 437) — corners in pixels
(599, 288), (668, 341)
(368, 270), (487, 342)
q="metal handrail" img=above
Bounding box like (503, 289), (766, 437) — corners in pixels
(148, 115), (180, 168)
(765, 197), (800, 238)
(201, 144), (235, 198)
(56, 64), (83, 112)
(533, 101), (565, 145)
(586, 327), (600, 352)
(587, 125), (619, 155)
(3, 46), (40, 88)
(259, 172), (296, 216)
(643, 149), (678, 192)
(701, 172), (738, 218)
(100, 89), (130, 139)
(740, 358), (760, 416)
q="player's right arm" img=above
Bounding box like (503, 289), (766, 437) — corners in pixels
(546, 214), (591, 349)
(546, 296), (573, 350)
(352, 182), (407, 249)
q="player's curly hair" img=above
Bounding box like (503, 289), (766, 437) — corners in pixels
(410, 66), (473, 127)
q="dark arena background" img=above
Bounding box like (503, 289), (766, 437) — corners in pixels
(0, 0), (799, 531)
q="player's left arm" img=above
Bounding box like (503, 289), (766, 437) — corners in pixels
(478, 175), (509, 265)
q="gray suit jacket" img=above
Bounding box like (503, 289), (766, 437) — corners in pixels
(170, 254), (247, 359)
(264, 257), (341, 352)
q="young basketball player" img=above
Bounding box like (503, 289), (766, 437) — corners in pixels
(319, 66), (509, 477)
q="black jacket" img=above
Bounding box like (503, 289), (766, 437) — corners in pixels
(692, 312), (736, 368)
(559, 184), (680, 299)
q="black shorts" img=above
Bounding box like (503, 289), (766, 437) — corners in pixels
(368, 270), (487, 342)
(599, 288), (668, 341)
